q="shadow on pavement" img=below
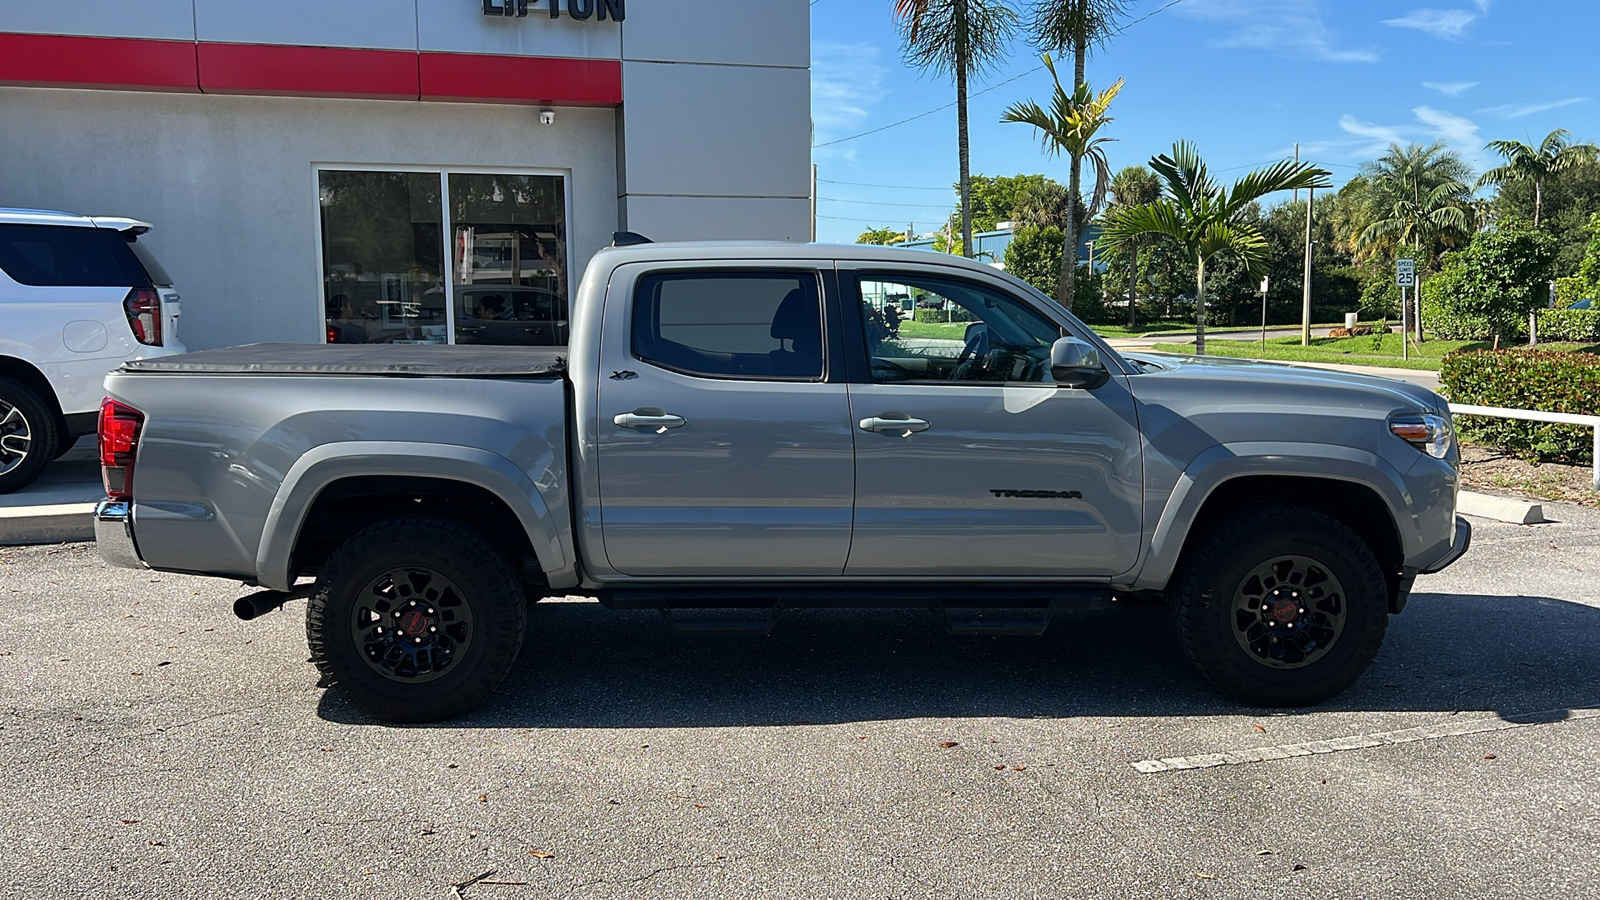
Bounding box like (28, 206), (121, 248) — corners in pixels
(316, 591), (1600, 728)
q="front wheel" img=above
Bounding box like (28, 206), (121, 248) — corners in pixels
(1172, 505), (1389, 707)
(306, 516), (527, 723)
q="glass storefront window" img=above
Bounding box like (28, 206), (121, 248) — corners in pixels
(320, 171), (446, 344)
(318, 169), (569, 346)
(449, 173), (569, 346)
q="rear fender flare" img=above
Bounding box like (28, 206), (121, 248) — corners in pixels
(255, 441), (571, 592)
(1131, 441), (1414, 592)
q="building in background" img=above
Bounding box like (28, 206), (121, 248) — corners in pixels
(0, 1), (810, 349)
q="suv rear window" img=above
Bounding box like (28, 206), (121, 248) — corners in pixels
(0, 224), (137, 287)
(124, 234), (174, 287)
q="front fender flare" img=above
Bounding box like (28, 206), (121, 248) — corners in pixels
(254, 441), (572, 592)
(1129, 441), (1415, 592)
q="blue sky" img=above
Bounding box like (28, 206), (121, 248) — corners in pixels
(809, 0), (1600, 243)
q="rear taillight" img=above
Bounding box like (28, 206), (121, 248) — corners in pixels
(99, 399), (145, 501)
(327, 326), (338, 344)
(124, 288), (163, 346)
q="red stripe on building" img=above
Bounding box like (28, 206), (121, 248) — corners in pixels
(198, 42), (420, 100)
(420, 52), (621, 107)
(0, 32), (198, 92)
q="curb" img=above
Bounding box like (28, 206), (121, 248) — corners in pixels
(1458, 490), (1545, 525)
(0, 502), (97, 545)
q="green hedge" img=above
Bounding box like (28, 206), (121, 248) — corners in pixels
(913, 307), (976, 324)
(1536, 308), (1600, 342)
(1439, 350), (1600, 463)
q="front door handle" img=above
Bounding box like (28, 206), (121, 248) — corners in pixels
(614, 409), (687, 433)
(859, 414), (930, 436)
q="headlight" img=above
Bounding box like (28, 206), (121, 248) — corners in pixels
(1390, 413), (1454, 459)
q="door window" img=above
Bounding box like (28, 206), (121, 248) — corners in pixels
(858, 275), (1061, 385)
(632, 271), (824, 381)
(0, 225), (137, 287)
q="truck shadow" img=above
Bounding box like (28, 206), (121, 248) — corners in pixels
(316, 591), (1600, 727)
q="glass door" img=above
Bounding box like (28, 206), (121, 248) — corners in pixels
(448, 173), (569, 346)
(318, 171), (446, 344)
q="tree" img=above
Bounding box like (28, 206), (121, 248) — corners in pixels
(1107, 164), (1161, 325)
(856, 226), (907, 245)
(946, 174), (1051, 233)
(1490, 157), (1600, 274)
(896, 0), (1018, 259)
(1356, 142), (1474, 271)
(1001, 55), (1122, 309)
(1003, 225), (1064, 296)
(1027, 0), (1129, 88)
(1477, 129), (1599, 228)
(1099, 141), (1330, 354)
(1012, 179), (1072, 229)
(1419, 221), (1558, 341)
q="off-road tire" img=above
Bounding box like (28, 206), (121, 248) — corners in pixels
(1173, 504), (1389, 707)
(306, 516), (527, 723)
(0, 378), (59, 495)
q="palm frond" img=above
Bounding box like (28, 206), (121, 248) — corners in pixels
(1223, 160), (1331, 212)
(1098, 200), (1190, 253)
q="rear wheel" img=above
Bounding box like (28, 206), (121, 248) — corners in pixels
(0, 378), (58, 495)
(306, 516), (527, 723)
(1172, 504), (1389, 706)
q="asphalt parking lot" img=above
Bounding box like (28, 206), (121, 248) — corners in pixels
(2, 505), (1597, 899)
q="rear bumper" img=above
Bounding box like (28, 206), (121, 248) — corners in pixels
(94, 499), (146, 570)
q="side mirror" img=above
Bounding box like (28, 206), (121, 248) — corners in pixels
(1050, 337), (1110, 390)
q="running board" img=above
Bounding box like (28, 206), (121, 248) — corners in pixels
(602, 583), (1112, 611)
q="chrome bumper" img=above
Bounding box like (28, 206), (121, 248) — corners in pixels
(94, 499), (146, 570)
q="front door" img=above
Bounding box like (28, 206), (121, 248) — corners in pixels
(844, 269), (1143, 578)
(595, 265), (855, 577)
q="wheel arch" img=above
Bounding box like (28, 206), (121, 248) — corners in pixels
(256, 442), (575, 593)
(1134, 443), (1412, 599)
(0, 355), (67, 432)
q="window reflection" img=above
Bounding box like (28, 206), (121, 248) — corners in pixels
(449, 173), (569, 345)
(319, 171), (446, 344)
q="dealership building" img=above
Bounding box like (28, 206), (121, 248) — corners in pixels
(0, 1), (811, 349)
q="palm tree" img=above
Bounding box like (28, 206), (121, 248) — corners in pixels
(1027, 0), (1129, 93)
(1356, 142), (1473, 267)
(1001, 55), (1121, 309)
(1477, 129), (1600, 227)
(1100, 142), (1329, 354)
(856, 226), (908, 245)
(1107, 164), (1161, 326)
(896, 0), (1018, 259)
(1011, 179), (1072, 229)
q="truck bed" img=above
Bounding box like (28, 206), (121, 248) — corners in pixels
(121, 343), (567, 378)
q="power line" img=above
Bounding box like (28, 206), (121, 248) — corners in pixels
(819, 178), (952, 191)
(813, 0), (1191, 149)
(819, 196), (952, 209)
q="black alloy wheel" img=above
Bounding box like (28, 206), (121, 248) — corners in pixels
(307, 516), (527, 723)
(1172, 504), (1389, 707)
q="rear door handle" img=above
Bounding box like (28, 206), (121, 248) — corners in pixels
(859, 414), (930, 436)
(614, 410), (687, 432)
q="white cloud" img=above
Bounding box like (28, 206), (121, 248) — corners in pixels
(1338, 115), (1408, 155)
(1413, 105), (1484, 165)
(810, 42), (889, 162)
(1323, 107), (1487, 169)
(1178, 0), (1377, 63)
(1478, 97), (1588, 119)
(1422, 81), (1479, 97)
(1383, 9), (1477, 40)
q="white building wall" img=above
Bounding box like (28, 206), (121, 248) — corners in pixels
(0, 87), (617, 350)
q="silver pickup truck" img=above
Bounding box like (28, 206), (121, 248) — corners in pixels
(94, 240), (1470, 722)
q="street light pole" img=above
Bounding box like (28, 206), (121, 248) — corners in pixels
(1259, 276), (1270, 346)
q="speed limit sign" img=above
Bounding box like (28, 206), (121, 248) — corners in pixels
(1396, 258), (1416, 287)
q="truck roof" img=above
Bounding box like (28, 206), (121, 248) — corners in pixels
(595, 240), (1014, 277)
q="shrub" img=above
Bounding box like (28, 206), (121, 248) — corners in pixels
(1439, 349), (1600, 463)
(1537, 308), (1600, 342)
(1003, 226), (1064, 299)
(914, 307), (975, 324)
(1419, 222), (1557, 340)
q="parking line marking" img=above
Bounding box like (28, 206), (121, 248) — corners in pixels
(1130, 705), (1600, 774)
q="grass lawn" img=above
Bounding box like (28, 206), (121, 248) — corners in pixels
(1152, 333), (1600, 371)
(896, 320), (970, 340)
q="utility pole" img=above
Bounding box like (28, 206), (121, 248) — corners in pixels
(809, 164), (817, 243)
(1293, 143), (1300, 205)
(1301, 185), (1314, 346)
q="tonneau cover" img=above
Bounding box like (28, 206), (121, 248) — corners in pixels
(122, 343), (567, 378)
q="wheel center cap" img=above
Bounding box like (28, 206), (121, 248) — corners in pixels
(1270, 598), (1300, 623)
(399, 610), (430, 637)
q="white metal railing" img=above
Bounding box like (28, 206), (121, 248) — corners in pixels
(1448, 403), (1600, 492)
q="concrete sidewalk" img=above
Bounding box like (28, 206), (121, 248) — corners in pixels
(0, 437), (101, 544)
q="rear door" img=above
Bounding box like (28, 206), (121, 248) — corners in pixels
(842, 267), (1144, 578)
(593, 262), (856, 576)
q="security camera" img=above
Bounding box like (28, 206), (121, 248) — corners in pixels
(538, 109), (555, 126)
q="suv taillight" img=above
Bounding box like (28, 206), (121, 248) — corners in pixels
(124, 288), (163, 346)
(99, 399), (145, 501)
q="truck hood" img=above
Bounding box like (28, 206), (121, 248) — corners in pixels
(1123, 351), (1446, 414)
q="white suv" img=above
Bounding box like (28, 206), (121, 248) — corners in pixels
(0, 209), (186, 493)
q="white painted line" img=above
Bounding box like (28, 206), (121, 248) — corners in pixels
(1130, 705), (1600, 774)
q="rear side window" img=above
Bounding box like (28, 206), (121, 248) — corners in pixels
(632, 271), (824, 381)
(124, 234), (174, 287)
(0, 224), (139, 287)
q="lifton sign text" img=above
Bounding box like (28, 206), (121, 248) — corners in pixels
(484, 0), (625, 20)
